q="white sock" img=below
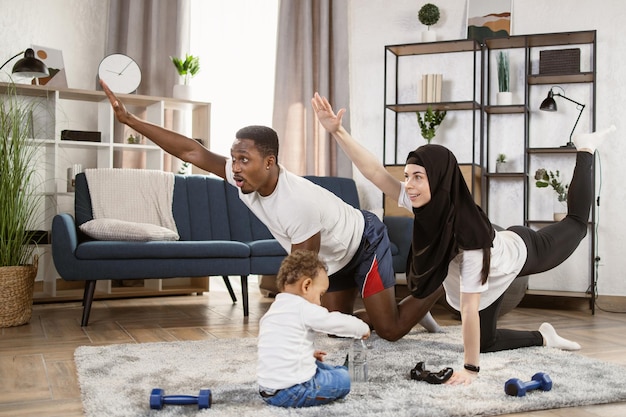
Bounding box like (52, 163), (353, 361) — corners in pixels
(572, 125), (616, 153)
(539, 322), (581, 351)
(419, 311), (442, 333)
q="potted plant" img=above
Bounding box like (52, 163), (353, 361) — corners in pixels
(170, 53), (200, 100)
(496, 51), (512, 105)
(418, 3), (441, 42)
(496, 153), (507, 173)
(535, 168), (569, 221)
(0, 83), (43, 327)
(416, 107), (446, 143)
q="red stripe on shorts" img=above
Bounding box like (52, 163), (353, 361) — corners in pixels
(362, 257), (385, 298)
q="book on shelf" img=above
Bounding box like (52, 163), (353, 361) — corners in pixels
(420, 73), (442, 103)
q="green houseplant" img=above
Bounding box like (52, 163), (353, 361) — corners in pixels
(496, 153), (507, 173)
(416, 107), (446, 143)
(535, 168), (568, 202)
(170, 54), (200, 100)
(496, 52), (510, 93)
(0, 83), (43, 327)
(170, 54), (200, 86)
(496, 51), (512, 105)
(535, 168), (569, 221)
(418, 3), (440, 29)
(418, 3), (441, 42)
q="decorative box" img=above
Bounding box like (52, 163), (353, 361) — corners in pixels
(539, 48), (581, 75)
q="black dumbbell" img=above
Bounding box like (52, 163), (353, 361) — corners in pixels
(504, 372), (552, 397)
(149, 388), (212, 409)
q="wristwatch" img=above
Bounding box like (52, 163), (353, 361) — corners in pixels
(464, 363), (480, 373)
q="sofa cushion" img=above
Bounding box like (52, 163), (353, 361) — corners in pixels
(75, 240), (250, 260)
(247, 239), (288, 256)
(79, 219), (179, 241)
(172, 175), (232, 241)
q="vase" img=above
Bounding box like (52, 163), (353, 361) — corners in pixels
(495, 161), (507, 173)
(496, 92), (513, 105)
(421, 30), (436, 42)
(173, 84), (193, 100)
(553, 199), (567, 221)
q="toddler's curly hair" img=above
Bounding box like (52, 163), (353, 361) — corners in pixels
(276, 250), (327, 291)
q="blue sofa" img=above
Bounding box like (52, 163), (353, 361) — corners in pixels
(51, 172), (412, 326)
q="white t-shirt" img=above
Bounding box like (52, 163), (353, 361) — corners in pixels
(257, 292), (370, 389)
(398, 182), (527, 311)
(225, 160), (364, 274)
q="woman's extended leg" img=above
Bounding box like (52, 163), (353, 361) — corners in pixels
(479, 127), (615, 352)
(509, 125), (615, 276)
(511, 151), (591, 276)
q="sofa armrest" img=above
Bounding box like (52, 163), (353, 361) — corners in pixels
(51, 213), (80, 277)
(384, 215), (413, 274)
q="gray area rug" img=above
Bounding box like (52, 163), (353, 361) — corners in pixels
(74, 326), (626, 416)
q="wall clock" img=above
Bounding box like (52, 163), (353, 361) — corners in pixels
(98, 53), (142, 94)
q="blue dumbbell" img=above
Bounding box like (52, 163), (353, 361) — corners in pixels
(504, 372), (552, 397)
(149, 388), (212, 409)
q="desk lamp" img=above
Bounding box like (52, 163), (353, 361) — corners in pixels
(539, 86), (585, 148)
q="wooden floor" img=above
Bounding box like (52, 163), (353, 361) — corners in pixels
(1, 278), (625, 417)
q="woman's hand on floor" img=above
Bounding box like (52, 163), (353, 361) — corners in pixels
(445, 369), (478, 386)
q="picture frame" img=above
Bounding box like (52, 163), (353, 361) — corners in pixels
(467, 0), (512, 43)
(31, 45), (68, 87)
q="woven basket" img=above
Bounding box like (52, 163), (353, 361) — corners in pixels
(0, 262), (37, 328)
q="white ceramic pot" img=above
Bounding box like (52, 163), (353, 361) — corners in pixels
(421, 30), (436, 42)
(553, 199), (567, 221)
(496, 92), (513, 105)
(173, 84), (193, 100)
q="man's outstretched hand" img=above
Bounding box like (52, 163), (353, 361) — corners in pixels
(100, 79), (131, 125)
(311, 92), (346, 134)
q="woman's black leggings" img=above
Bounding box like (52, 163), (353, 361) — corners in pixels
(479, 152), (593, 352)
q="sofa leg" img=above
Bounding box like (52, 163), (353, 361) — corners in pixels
(222, 276), (237, 303)
(240, 275), (249, 317)
(81, 280), (97, 327)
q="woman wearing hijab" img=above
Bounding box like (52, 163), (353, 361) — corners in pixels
(311, 92), (615, 386)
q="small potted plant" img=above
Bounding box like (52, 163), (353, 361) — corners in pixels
(496, 153), (507, 173)
(535, 168), (569, 221)
(496, 51), (512, 105)
(170, 54), (200, 100)
(418, 3), (441, 42)
(416, 107), (446, 143)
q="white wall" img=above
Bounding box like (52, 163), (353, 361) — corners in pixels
(347, 0), (626, 296)
(0, 0), (108, 89)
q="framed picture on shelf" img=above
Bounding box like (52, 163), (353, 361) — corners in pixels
(466, 0), (512, 43)
(31, 45), (68, 88)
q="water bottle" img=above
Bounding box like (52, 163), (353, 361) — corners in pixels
(349, 338), (368, 383)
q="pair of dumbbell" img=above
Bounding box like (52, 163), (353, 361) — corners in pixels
(149, 388), (212, 410)
(505, 372), (552, 397)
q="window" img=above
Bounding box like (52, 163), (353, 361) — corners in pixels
(190, 0), (279, 156)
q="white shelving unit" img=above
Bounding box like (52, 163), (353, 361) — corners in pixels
(0, 82), (211, 302)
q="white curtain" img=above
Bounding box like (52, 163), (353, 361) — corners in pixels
(106, 0), (190, 98)
(106, 0), (191, 171)
(272, 0), (351, 177)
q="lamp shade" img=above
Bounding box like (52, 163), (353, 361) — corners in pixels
(11, 48), (49, 78)
(540, 89), (557, 111)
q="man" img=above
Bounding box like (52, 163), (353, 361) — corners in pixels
(100, 80), (442, 340)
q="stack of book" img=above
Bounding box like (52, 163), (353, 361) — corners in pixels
(420, 73), (442, 103)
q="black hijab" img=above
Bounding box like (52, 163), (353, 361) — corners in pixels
(405, 144), (494, 298)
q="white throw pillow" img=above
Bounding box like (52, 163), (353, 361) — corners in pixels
(79, 218), (180, 241)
